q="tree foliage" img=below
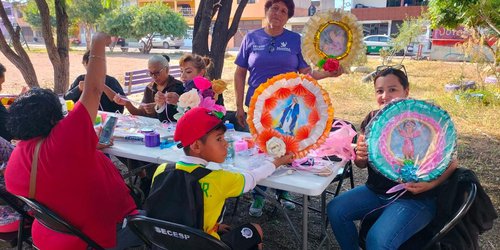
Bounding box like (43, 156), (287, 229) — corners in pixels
(24, 0), (56, 28)
(428, 0), (500, 35)
(69, 0), (105, 26)
(100, 2), (187, 53)
(100, 0), (120, 9)
(99, 6), (135, 38)
(69, 0), (109, 49)
(133, 2), (187, 38)
(390, 16), (428, 62)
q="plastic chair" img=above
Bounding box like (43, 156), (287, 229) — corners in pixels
(128, 214), (231, 250)
(359, 182), (477, 250)
(0, 189), (33, 249)
(15, 196), (105, 250)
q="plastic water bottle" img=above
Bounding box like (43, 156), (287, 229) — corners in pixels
(222, 121), (236, 169)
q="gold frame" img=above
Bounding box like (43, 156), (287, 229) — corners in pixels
(314, 21), (353, 60)
(302, 9), (364, 72)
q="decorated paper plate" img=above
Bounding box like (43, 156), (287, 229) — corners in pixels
(365, 99), (457, 183)
(301, 9), (364, 72)
(247, 72), (334, 159)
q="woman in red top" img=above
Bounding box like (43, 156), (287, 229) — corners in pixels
(4, 33), (139, 250)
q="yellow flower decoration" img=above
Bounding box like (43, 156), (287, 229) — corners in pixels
(301, 9), (364, 73)
(211, 79), (228, 99)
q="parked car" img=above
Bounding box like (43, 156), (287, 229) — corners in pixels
(363, 35), (392, 54)
(139, 33), (184, 49)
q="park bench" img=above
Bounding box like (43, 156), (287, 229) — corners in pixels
(123, 65), (181, 95)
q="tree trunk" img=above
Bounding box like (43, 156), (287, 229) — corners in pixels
(84, 24), (92, 51)
(144, 35), (154, 54)
(0, 2), (39, 88)
(35, 0), (70, 94)
(192, 0), (215, 57)
(208, 0), (232, 79)
(54, 0), (70, 94)
(193, 0), (248, 79)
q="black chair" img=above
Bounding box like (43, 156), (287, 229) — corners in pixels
(127, 183), (145, 209)
(15, 196), (105, 250)
(0, 189), (33, 249)
(359, 182), (477, 250)
(128, 214), (231, 250)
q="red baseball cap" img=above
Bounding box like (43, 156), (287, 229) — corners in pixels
(174, 107), (223, 147)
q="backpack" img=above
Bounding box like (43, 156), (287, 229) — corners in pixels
(144, 163), (212, 230)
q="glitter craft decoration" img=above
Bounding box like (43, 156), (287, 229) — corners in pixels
(365, 99), (457, 183)
(247, 72), (334, 159)
(301, 9), (364, 72)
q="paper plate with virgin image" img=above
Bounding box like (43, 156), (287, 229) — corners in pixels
(247, 72), (334, 159)
(365, 99), (457, 183)
(301, 9), (364, 72)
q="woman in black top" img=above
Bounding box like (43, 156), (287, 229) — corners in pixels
(64, 50), (126, 113)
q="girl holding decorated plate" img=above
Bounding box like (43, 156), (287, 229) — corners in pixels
(327, 66), (459, 249)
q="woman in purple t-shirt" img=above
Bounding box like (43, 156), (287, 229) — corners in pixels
(233, 0), (344, 217)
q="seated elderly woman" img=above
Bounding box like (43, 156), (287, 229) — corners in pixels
(114, 55), (185, 123)
(4, 33), (140, 250)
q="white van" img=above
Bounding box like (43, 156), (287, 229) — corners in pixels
(140, 33), (184, 49)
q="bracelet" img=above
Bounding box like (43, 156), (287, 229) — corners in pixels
(89, 54), (105, 60)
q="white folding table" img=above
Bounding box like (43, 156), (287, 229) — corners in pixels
(102, 113), (347, 249)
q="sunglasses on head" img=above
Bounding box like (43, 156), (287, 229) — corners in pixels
(376, 64), (407, 76)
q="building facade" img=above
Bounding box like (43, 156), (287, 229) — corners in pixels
(136, 0), (311, 48)
(350, 0), (427, 36)
(0, 1), (35, 43)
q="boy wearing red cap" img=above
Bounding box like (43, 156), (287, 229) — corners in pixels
(152, 107), (293, 250)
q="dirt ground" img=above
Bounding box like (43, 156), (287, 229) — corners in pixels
(1, 50), (164, 93)
(0, 51), (498, 250)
